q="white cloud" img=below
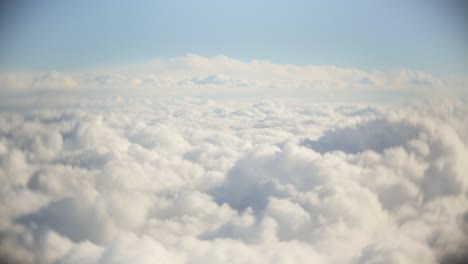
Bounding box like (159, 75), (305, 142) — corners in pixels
(1, 55), (466, 104)
(0, 72), (78, 93)
(0, 97), (467, 263)
(31, 72), (78, 90)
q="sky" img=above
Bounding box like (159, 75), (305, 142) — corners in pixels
(1, 0), (467, 75)
(2, 2), (468, 264)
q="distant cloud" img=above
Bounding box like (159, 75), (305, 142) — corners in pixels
(188, 74), (232, 86)
(0, 72), (77, 94)
(0, 55), (465, 102)
(31, 72), (78, 90)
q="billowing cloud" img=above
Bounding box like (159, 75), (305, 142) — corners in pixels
(0, 97), (467, 263)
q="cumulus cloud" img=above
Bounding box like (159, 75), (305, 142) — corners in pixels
(0, 96), (467, 264)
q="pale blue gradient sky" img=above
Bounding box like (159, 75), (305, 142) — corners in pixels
(0, 0), (467, 74)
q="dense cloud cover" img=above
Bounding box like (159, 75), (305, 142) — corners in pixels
(0, 97), (467, 264)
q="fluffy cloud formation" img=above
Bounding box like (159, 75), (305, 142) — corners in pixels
(0, 97), (467, 264)
(1, 55), (467, 103)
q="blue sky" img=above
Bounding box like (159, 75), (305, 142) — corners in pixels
(0, 0), (467, 75)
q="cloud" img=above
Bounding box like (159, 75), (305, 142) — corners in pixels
(0, 72), (78, 93)
(188, 74), (233, 86)
(1, 55), (466, 104)
(0, 96), (467, 263)
(301, 118), (422, 154)
(31, 72), (78, 90)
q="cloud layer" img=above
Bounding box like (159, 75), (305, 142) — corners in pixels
(0, 97), (467, 264)
(1, 55), (467, 105)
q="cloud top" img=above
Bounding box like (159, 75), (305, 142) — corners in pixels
(0, 97), (467, 263)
